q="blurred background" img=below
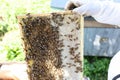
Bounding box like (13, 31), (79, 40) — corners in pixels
(0, 0), (111, 80)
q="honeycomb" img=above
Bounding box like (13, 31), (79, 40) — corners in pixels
(18, 11), (83, 80)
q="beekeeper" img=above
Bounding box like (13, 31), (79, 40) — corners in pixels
(65, 0), (120, 80)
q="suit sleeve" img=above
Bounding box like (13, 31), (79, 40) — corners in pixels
(93, 1), (120, 25)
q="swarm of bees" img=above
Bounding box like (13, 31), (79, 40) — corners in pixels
(18, 11), (83, 80)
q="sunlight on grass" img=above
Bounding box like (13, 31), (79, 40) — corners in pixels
(0, 30), (24, 61)
(0, 0), (56, 30)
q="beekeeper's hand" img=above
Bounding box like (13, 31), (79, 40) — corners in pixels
(65, 0), (120, 26)
(65, 0), (101, 16)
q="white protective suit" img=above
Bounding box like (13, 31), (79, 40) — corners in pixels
(65, 0), (120, 80)
(65, 0), (120, 25)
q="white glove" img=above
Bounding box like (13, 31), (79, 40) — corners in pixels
(108, 51), (120, 80)
(65, 0), (120, 25)
(65, 0), (101, 16)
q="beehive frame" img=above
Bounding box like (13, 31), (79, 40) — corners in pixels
(18, 11), (84, 80)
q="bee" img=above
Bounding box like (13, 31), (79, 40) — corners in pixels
(64, 56), (67, 58)
(71, 29), (74, 32)
(67, 21), (70, 24)
(61, 65), (66, 68)
(74, 37), (78, 41)
(68, 34), (73, 38)
(76, 67), (82, 72)
(76, 27), (80, 30)
(67, 45), (70, 47)
(75, 47), (78, 50)
(69, 39), (72, 41)
(75, 43), (80, 46)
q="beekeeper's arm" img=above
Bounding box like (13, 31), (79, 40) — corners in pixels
(108, 51), (120, 80)
(65, 0), (120, 25)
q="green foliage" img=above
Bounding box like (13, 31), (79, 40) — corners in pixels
(0, 0), (55, 33)
(0, 21), (8, 39)
(0, 30), (24, 61)
(3, 43), (24, 61)
(84, 56), (111, 80)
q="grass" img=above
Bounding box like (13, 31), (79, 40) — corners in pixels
(0, 0), (58, 31)
(0, 30), (23, 61)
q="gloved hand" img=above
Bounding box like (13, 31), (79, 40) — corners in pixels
(65, 0), (120, 25)
(65, 0), (101, 16)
